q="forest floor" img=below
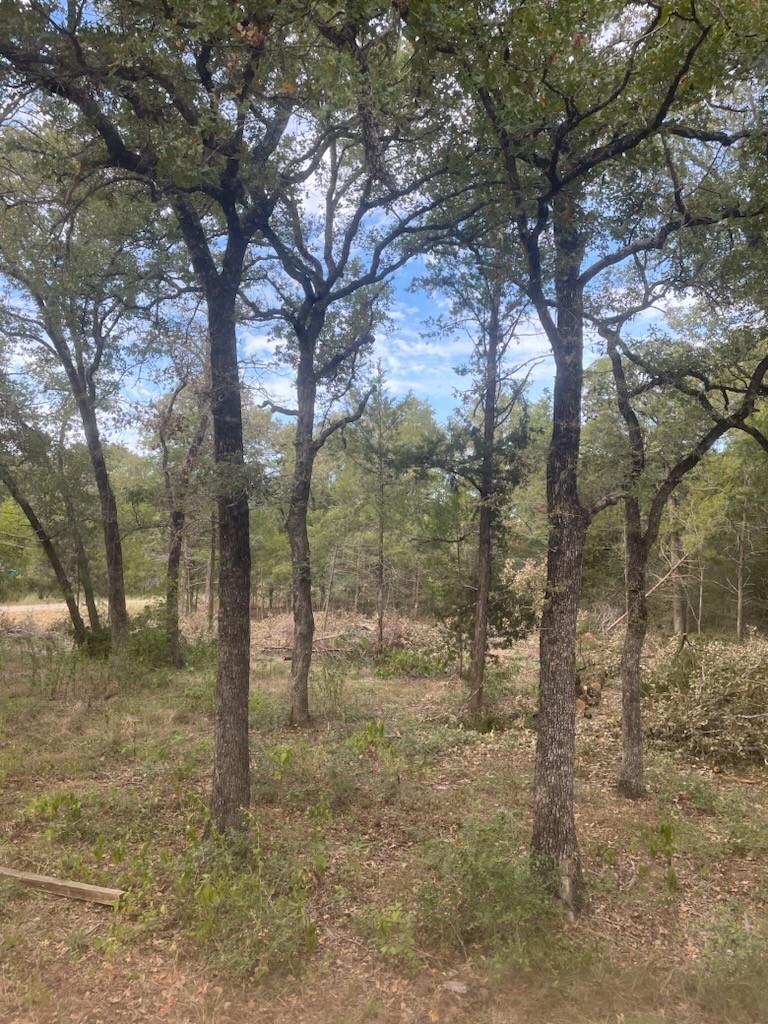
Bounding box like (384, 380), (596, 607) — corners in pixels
(0, 609), (767, 1023)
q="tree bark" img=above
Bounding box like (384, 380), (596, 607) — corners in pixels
(207, 278), (252, 831)
(617, 502), (648, 798)
(206, 510), (216, 632)
(668, 494), (687, 635)
(43, 318), (128, 648)
(69, 394), (128, 647)
(0, 463), (87, 645)
(55, 438), (101, 632)
(736, 509), (747, 640)
(530, 195), (586, 911)
(287, 344), (317, 725)
(166, 509), (185, 668)
(468, 281), (501, 718)
(158, 385), (209, 668)
(376, 482), (385, 651)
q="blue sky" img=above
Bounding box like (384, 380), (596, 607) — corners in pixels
(240, 268), (557, 423)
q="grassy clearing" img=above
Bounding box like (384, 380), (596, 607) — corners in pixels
(1, 627), (767, 1023)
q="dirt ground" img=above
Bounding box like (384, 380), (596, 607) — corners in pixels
(1, 607), (767, 1024)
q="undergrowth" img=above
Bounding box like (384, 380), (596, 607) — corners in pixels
(645, 635), (768, 764)
(417, 811), (578, 973)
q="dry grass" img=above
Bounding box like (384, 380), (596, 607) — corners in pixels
(0, 615), (767, 1024)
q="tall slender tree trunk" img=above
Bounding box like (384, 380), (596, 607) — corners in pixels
(668, 494), (687, 635)
(206, 511), (216, 632)
(54, 430), (101, 632)
(468, 287), (500, 718)
(323, 545), (337, 638)
(531, 198), (586, 910)
(736, 510), (747, 640)
(376, 488), (385, 651)
(0, 463), (87, 645)
(617, 504), (648, 798)
(468, 501), (493, 716)
(166, 509), (185, 668)
(207, 277), (252, 830)
(287, 347), (317, 725)
(57, 475), (101, 633)
(77, 546), (101, 634)
(35, 311), (127, 646)
(697, 559), (704, 634)
(77, 397), (128, 647)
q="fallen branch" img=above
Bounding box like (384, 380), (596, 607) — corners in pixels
(0, 865), (124, 906)
(605, 556), (688, 633)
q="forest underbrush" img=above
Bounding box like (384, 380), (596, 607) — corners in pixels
(1, 613), (767, 1024)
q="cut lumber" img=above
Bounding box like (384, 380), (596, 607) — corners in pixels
(0, 866), (124, 906)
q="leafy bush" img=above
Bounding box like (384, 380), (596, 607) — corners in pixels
(417, 812), (570, 971)
(645, 636), (768, 764)
(174, 823), (320, 978)
(690, 906), (768, 1022)
(375, 647), (449, 679)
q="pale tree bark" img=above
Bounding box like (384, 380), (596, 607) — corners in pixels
(736, 510), (747, 640)
(668, 493), (687, 635)
(617, 507), (649, 798)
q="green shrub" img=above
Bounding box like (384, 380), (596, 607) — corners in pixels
(174, 823), (320, 977)
(375, 647), (449, 679)
(689, 906), (768, 1022)
(645, 636), (768, 764)
(363, 901), (418, 966)
(417, 811), (571, 971)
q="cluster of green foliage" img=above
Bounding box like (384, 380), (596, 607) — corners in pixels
(418, 812), (573, 971)
(645, 635), (768, 764)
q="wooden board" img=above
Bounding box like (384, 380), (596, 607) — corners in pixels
(0, 866), (124, 906)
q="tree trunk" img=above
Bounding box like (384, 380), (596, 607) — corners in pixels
(468, 284), (501, 718)
(530, 197), (585, 911)
(287, 347), (317, 725)
(736, 510), (747, 640)
(37, 312), (127, 647)
(166, 508), (185, 668)
(468, 500), (493, 717)
(668, 494), (687, 635)
(376, 497), (385, 651)
(207, 279), (252, 831)
(77, 397), (128, 647)
(323, 544), (337, 638)
(617, 505), (648, 798)
(0, 463), (87, 645)
(206, 510), (216, 632)
(55, 438), (101, 632)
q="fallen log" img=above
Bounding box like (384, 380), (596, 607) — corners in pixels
(0, 865), (124, 906)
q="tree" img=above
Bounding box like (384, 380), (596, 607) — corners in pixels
(418, 232), (536, 715)
(0, 1), (450, 823)
(155, 372), (211, 667)
(401, 0), (764, 906)
(0, 134), (155, 647)
(597, 323), (768, 796)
